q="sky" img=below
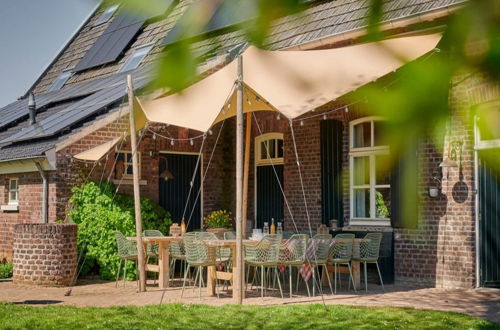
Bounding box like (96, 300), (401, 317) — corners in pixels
(0, 0), (100, 108)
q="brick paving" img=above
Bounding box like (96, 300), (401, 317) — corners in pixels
(1, 280), (498, 322)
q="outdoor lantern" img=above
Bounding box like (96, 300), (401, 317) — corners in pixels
(439, 140), (463, 168)
(429, 171), (442, 198)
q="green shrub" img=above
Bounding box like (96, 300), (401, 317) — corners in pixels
(69, 182), (172, 280)
(0, 262), (13, 279)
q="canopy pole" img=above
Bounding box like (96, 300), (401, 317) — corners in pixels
(127, 75), (146, 292)
(242, 112), (252, 236)
(235, 55), (244, 304)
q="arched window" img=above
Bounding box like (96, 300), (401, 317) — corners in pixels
(255, 133), (284, 166)
(349, 117), (391, 225)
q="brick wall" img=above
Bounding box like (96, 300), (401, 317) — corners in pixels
(0, 172), (57, 261)
(12, 223), (77, 286)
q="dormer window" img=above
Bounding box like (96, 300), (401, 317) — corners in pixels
(93, 4), (120, 26)
(47, 69), (73, 92)
(118, 44), (154, 73)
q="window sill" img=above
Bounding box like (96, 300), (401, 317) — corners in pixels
(1, 204), (19, 212)
(349, 219), (391, 227)
(112, 179), (147, 186)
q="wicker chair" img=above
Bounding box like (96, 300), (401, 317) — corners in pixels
(279, 234), (309, 297)
(114, 232), (138, 288)
(351, 232), (384, 292)
(181, 232), (220, 299)
(307, 235), (334, 295)
(329, 235), (356, 293)
(244, 234), (283, 298)
(223, 231), (236, 240)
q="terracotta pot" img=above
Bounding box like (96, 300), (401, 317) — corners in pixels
(206, 227), (231, 239)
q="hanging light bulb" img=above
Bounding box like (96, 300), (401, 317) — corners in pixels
(98, 162), (102, 166)
(153, 133), (156, 140)
(300, 120), (304, 126)
(208, 129), (213, 135)
(170, 140), (175, 146)
(149, 151), (153, 157)
(345, 106), (349, 113)
(246, 98), (251, 105)
(276, 113), (280, 120)
(190, 139), (194, 146)
(323, 113), (327, 120)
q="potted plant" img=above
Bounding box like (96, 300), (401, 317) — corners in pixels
(204, 210), (232, 238)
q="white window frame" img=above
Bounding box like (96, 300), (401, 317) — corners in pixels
(349, 117), (390, 226)
(47, 68), (73, 92)
(118, 43), (155, 73)
(255, 133), (284, 166)
(8, 178), (19, 205)
(93, 4), (120, 27)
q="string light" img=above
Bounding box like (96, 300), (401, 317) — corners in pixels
(149, 151), (153, 157)
(153, 133), (156, 140)
(345, 106), (349, 113)
(276, 113), (281, 120)
(208, 129), (213, 135)
(300, 120), (304, 126)
(323, 113), (327, 120)
(190, 139), (194, 146)
(170, 140), (175, 146)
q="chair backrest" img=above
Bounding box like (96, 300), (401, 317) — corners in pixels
(361, 232), (383, 259)
(281, 234), (308, 262)
(143, 229), (164, 237)
(183, 232), (215, 264)
(249, 234), (282, 263)
(309, 236), (332, 261)
(334, 233), (355, 240)
(115, 232), (136, 258)
(224, 231), (236, 240)
(195, 231), (218, 241)
(330, 238), (354, 261)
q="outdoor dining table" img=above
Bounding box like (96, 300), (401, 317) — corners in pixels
(127, 236), (182, 289)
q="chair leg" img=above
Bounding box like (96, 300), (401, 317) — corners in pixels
(181, 263), (189, 298)
(246, 265), (251, 291)
(198, 266), (202, 300)
(375, 261), (385, 291)
(347, 263), (356, 292)
(115, 259), (122, 288)
(334, 263), (337, 294)
(323, 264), (333, 295)
(260, 266), (264, 298)
(123, 260), (127, 287)
(275, 267), (283, 298)
(364, 262), (368, 292)
(289, 265), (293, 298)
(312, 266), (316, 296)
(135, 260), (139, 288)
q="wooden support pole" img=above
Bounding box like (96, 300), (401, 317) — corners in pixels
(242, 112), (252, 236)
(127, 75), (146, 292)
(235, 56), (244, 304)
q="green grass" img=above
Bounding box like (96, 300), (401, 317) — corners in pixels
(0, 303), (497, 329)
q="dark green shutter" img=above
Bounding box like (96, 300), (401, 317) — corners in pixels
(320, 120), (344, 226)
(391, 132), (419, 229)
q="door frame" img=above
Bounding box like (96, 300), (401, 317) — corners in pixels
(474, 107), (500, 287)
(159, 151), (204, 227)
(254, 133), (284, 225)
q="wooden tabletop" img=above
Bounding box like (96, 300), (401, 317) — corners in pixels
(127, 236), (182, 242)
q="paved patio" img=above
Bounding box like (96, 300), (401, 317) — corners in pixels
(1, 279), (499, 323)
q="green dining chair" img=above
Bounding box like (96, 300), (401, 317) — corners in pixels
(329, 236), (356, 293)
(279, 234), (309, 297)
(351, 232), (384, 292)
(114, 232), (138, 288)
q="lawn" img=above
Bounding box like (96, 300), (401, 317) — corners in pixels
(0, 303), (497, 329)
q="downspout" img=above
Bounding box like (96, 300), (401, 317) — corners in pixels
(473, 116), (481, 288)
(34, 161), (48, 224)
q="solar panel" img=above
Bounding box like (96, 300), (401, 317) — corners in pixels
(162, 0), (257, 46)
(74, 14), (145, 72)
(1, 74), (150, 144)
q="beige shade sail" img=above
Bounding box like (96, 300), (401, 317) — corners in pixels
(136, 33), (441, 132)
(73, 137), (121, 161)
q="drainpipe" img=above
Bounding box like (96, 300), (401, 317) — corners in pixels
(34, 161), (48, 224)
(473, 116), (480, 288)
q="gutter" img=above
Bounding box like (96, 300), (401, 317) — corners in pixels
(34, 161), (49, 224)
(284, 3), (465, 50)
(0, 156), (45, 164)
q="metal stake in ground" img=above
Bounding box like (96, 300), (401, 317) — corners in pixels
(127, 74), (146, 292)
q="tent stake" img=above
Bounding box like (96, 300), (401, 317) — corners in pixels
(127, 75), (146, 292)
(235, 55), (244, 304)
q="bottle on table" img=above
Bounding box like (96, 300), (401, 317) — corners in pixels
(270, 218), (276, 234)
(277, 221), (283, 236)
(181, 218), (186, 236)
(263, 222), (269, 235)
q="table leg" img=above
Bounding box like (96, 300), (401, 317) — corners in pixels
(207, 265), (216, 296)
(158, 241), (170, 288)
(351, 261), (360, 289)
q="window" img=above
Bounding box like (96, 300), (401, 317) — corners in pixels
(115, 151), (141, 179)
(8, 179), (19, 205)
(255, 133), (284, 165)
(350, 117), (390, 225)
(476, 102), (500, 149)
(118, 44), (154, 73)
(93, 4), (120, 26)
(47, 69), (73, 92)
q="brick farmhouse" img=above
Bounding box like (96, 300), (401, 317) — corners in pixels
(0, 0), (498, 288)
